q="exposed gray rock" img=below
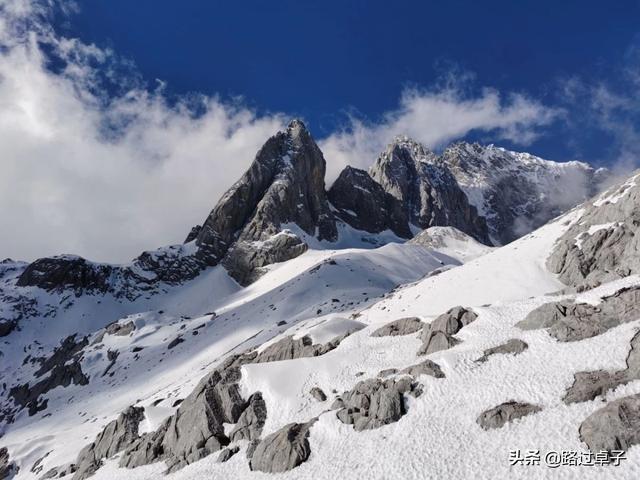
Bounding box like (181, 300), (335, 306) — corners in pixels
(118, 421), (168, 469)
(369, 137), (491, 244)
(195, 120), (337, 282)
(10, 361), (89, 415)
(216, 446), (239, 464)
(222, 231), (308, 286)
(249, 420), (316, 473)
(229, 392), (267, 442)
(547, 172), (640, 289)
(254, 329), (360, 364)
(72, 406), (145, 480)
(418, 306), (476, 355)
(333, 376), (420, 431)
(579, 393), (640, 452)
(118, 353), (258, 473)
(439, 142), (606, 245)
(309, 387), (327, 402)
(475, 339), (528, 363)
(378, 368), (399, 377)
(370, 317), (423, 337)
(327, 166), (411, 238)
(476, 401), (541, 430)
(1, 447), (15, 480)
(516, 287), (640, 341)
(563, 331), (640, 404)
(105, 321), (135, 337)
(400, 359), (445, 378)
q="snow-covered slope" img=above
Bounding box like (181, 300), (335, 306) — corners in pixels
(0, 238), (468, 479)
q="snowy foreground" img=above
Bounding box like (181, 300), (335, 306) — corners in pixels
(2, 203), (639, 479)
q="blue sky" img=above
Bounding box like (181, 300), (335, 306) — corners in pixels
(60, 0), (640, 165)
(2, 0), (640, 262)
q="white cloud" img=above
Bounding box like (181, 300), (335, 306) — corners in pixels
(0, 0), (560, 263)
(320, 86), (559, 183)
(0, 1), (286, 262)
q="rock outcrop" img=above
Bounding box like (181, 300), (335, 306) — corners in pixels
(249, 420), (317, 473)
(327, 166), (411, 238)
(370, 317), (423, 337)
(369, 137), (491, 244)
(547, 172), (640, 289)
(516, 287), (640, 341)
(563, 331), (640, 404)
(0, 447), (15, 480)
(476, 401), (541, 430)
(579, 393), (640, 452)
(73, 406), (145, 480)
(418, 306), (477, 355)
(229, 392), (267, 442)
(439, 142), (606, 245)
(332, 376), (421, 431)
(475, 339), (528, 364)
(195, 120), (337, 284)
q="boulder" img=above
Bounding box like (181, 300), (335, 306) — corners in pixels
(249, 420), (316, 473)
(216, 446), (239, 463)
(476, 401), (541, 430)
(516, 287), (640, 341)
(579, 393), (640, 452)
(475, 339), (528, 363)
(418, 306), (476, 355)
(333, 377), (420, 431)
(370, 317), (423, 337)
(400, 359), (445, 378)
(309, 387), (327, 402)
(563, 331), (640, 404)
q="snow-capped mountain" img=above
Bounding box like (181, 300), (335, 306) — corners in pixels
(439, 141), (607, 244)
(3, 120), (640, 480)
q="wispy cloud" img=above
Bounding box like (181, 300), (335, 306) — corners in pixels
(320, 84), (560, 183)
(0, 1), (562, 262)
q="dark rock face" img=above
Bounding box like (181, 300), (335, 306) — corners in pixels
(516, 287), (640, 341)
(579, 393), (640, 452)
(439, 142), (606, 245)
(216, 446), (239, 463)
(183, 225), (201, 243)
(476, 401), (541, 430)
(369, 137), (491, 244)
(229, 392), (267, 442)
(195, 120), (337, 273)
(563, 331), (640, 404)
(475, 339), (528, 364)
(418, 306), (477, 355)
(370, 317), (423, 337)
(309, 387), (327, 402)
(0, 319), (17, 337)
(8, 334), (89, 416)
(1, 447), (16, 480)
(222, 231), (308, 286)
(547, 173), (640, 289)
(73, 406), (145, 480)
(328, 166), (411, 238)
(332, 376), (421, 431)
(249, 420), (316, 473)
(17, 246), (206, 301)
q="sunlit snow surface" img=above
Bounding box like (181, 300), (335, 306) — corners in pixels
(4, 215), (640, 480)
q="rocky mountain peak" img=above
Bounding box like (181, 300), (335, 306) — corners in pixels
(194, 120), (337, 284)
(367, 137), (491, 244)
